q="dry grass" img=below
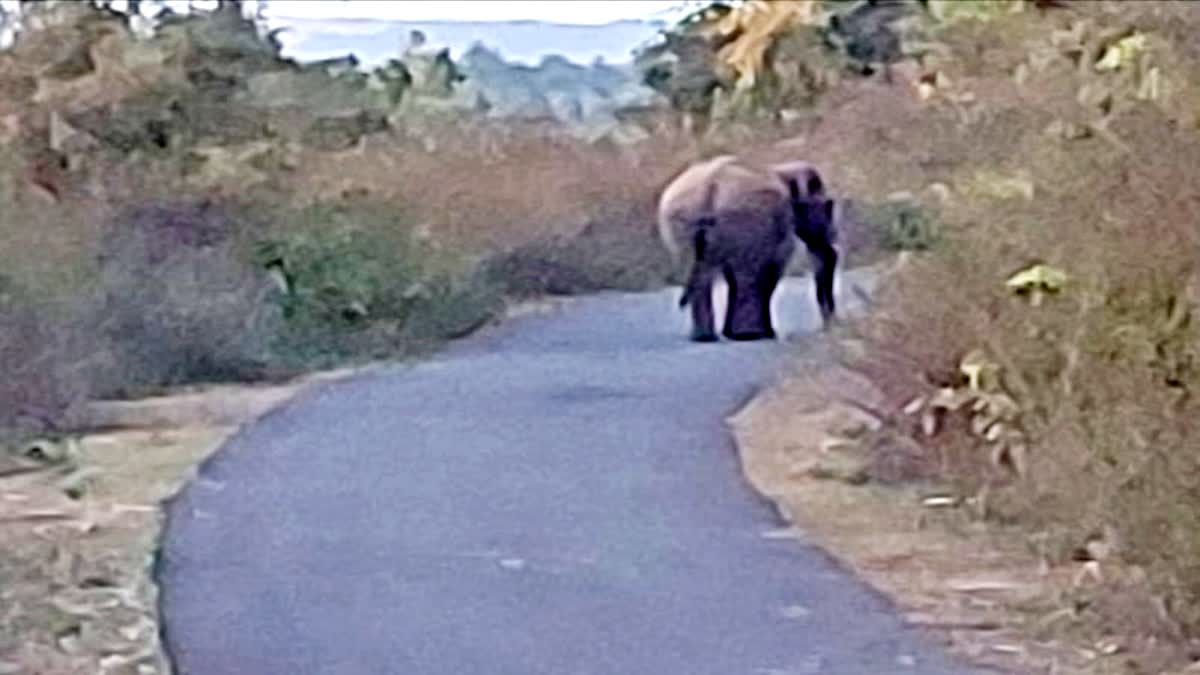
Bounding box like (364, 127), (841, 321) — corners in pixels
(0, 428), (226, 675)
(785, 2), (1200, 670)
(278, 112), (826, 279)
(0, 366), (361, 674)
(730, 360), (1119, 675)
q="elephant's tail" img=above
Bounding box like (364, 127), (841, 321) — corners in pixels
(659, 156), (732, 260)
(678, 220), (714, 308)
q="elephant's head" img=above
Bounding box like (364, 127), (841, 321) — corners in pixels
(770, 160), (836, 245)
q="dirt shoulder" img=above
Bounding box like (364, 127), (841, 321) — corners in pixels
(0, 373), (352, 674)
(728, 338), (1181, 675)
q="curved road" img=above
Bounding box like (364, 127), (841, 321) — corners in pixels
(156, 270), (977, 674)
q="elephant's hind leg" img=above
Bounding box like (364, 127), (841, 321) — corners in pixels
(683, 263), (719, 342)
(679, 222), (721, 342)
(722, 263), (775, 341)
(721, 264), (739, 339)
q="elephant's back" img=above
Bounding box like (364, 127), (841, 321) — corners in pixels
(657, 155), (739, 258)
(657, 155), (739, 222)
(656, 155), (790, 262)
(710, 165), (788, 219)
(659, 156), (784, 223)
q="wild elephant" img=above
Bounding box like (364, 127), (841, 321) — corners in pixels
(657, 155), (838, 342)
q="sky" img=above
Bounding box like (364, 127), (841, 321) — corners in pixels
(0, 0), (698, 24)
(142, 0), (697, 25)
(242, 0), (701, 66)
(1, 0), (707, 65)
(259, 1), (692, 25)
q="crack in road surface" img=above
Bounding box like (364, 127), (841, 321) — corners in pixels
(156, 270), (980, 674)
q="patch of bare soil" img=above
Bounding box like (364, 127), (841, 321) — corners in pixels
(0, 371), (365, 674)
(1, 427), (230, 674)
(0, 379), (374, 672)
(728, 349), (1158, 675)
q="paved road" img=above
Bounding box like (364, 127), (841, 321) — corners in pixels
(156, 269), (978, 675)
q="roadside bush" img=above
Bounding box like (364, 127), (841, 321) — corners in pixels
(793, 0), (1200, 662)
(848, 89), (1200, 660)
(481, 200), (677, 298)
(863, 198), (942, 252)
(0, 191), (510, 421)
(57, 196), (512, 397)
(249, 201), (505, 368)
(0, 280), (94, 446)
(90, 200), (285, 398)
(0, 161), (110, 443)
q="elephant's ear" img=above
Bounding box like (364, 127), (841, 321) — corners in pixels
(805, 171), (825, 198)
(780, 168), (825, 201)
(784, 175), (802, 203)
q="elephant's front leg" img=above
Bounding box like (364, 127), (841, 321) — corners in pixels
(757, 259), (784, 337)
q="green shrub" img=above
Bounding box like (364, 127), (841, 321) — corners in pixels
(481, 203), (677, 298)
(90, 201), (285, 397)
(848, 86), (1200, 660)
(863, 198), (942, 252)
(250, 201), (504, 368)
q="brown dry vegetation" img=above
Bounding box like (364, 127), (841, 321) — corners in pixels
(758, 1), (1200, 671)
(0, 2), (842, 441)
(0, 4), (859, 671)
(0, 0), (936, 447)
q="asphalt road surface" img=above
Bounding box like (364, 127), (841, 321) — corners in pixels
(157, 269), (979, 674)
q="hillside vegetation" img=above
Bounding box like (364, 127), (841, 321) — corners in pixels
(640, 0), (1200, 669)
(662, 0), (1200, 670)
(3, 0), (947, 446)
(0, 0), (786, 445)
